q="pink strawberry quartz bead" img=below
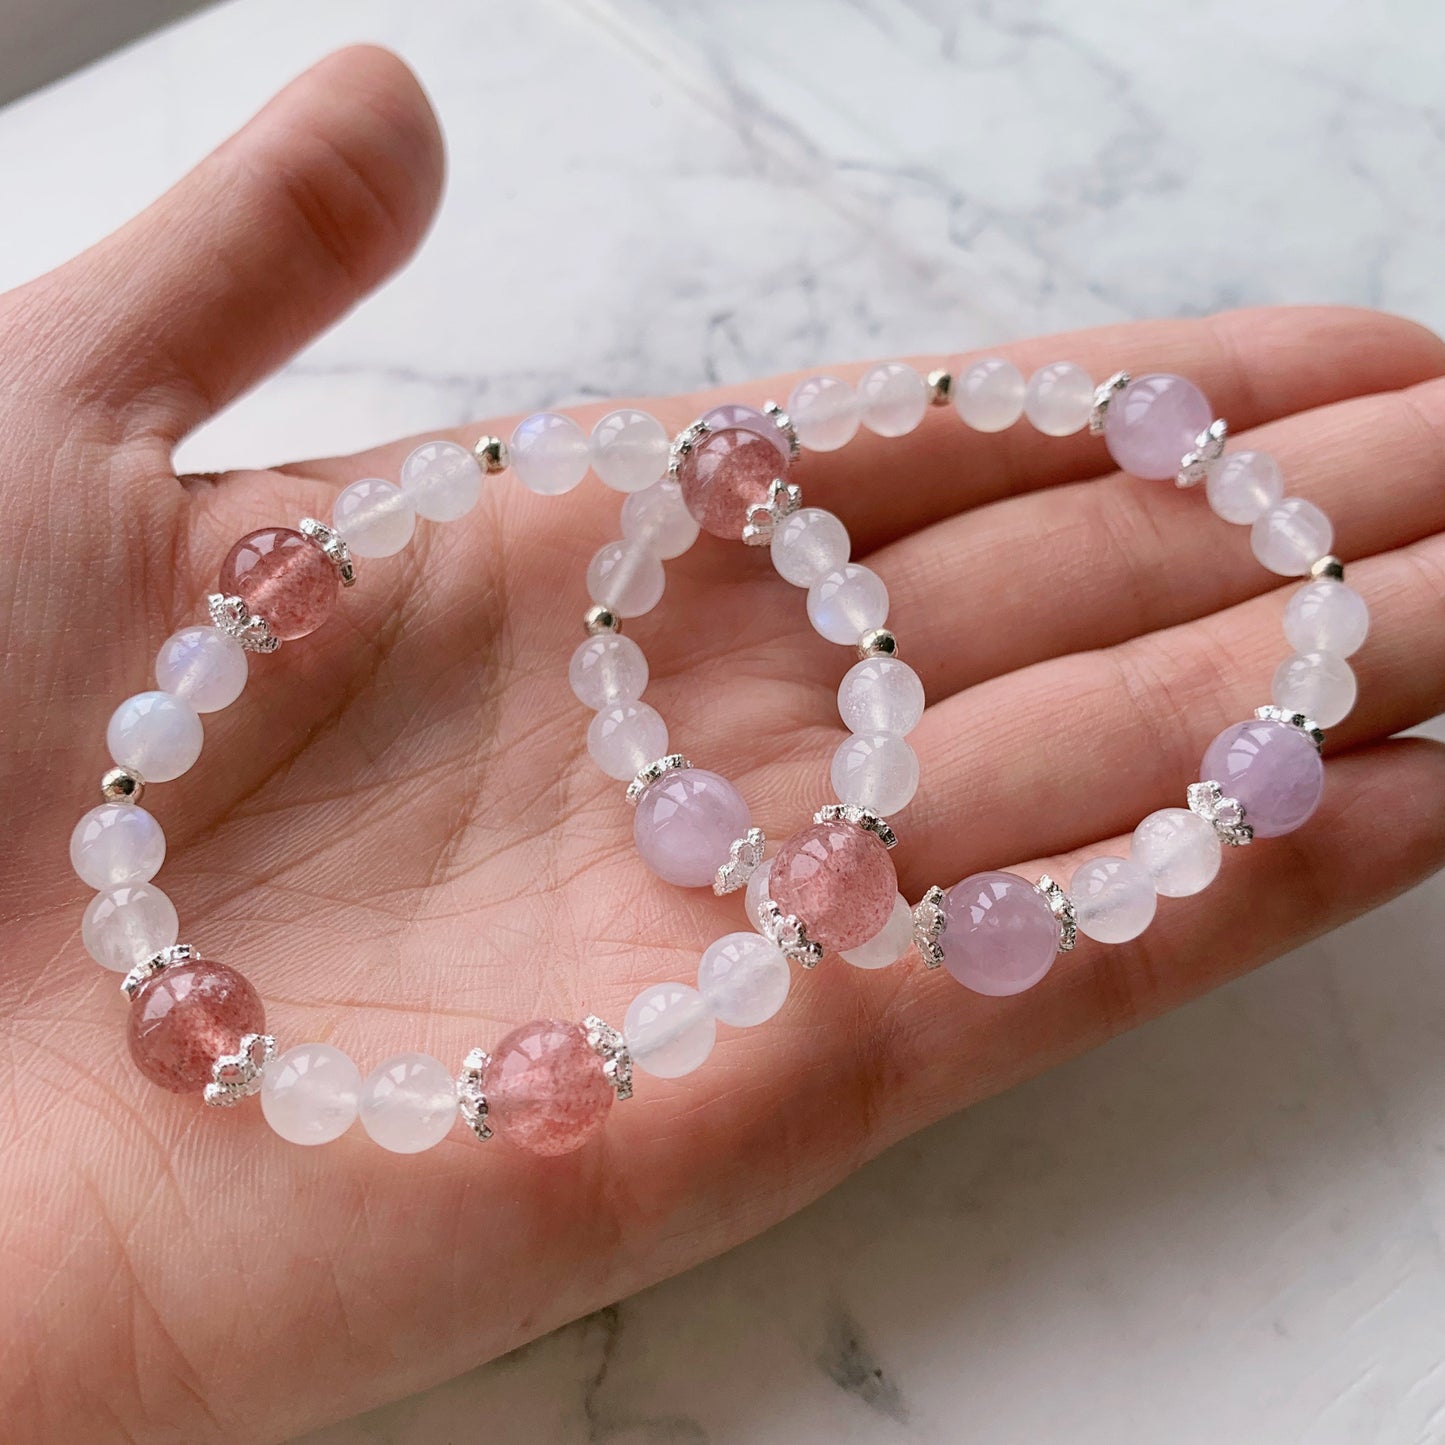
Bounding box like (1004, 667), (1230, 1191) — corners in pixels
(938, 872), (1059, 996)
(1103, 373), (1212, 481)
(1201, 718), (1324, 838)
(677, 426), (788, 539)
(485, 1019), (613, 1157)
(219, 527), (338, 641)
(633, 768), (751, 888)
(769, 820), (897, 953)
(128, 958), (265, 1094)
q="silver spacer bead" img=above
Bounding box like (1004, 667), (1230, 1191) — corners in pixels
(299, 517), (356, 587)
(813, 803), (897, 849)
(756, 897), (824, 969)
(911, 885), (947, 969)
(582, 1015), (633, 1101)
(1187, 780), (1254, 847)
(121, 942), (196, 1001)
(667, 418), (712, 482)
(208, 592), (280, 654)
(1034, 874), (1077, 952)
(584, 603), (622, 636)
(101, 765), (145, 805)
(714, 827), (766, 896)
(926, 369), (953, 407)
(203, 1032), (275, 1108)
(474, 434), (510, 474)
(625, 753), (694, 806)
(1089, 370), (1131, 436)
(762, 401), (802, 462)
(741, 477), (803, 546)
(457, 1047), (493, 1141)
(1255, 704), (1325, 751)
(857, 627), (898, 660)
(1176, 419), (1229, 489)
(1309, 554), (1346, 582)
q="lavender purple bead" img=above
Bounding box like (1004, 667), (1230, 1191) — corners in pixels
(633, 767), (751, 888)
(1103, 373), (1213, 481)
(1200, 718), (1324, 839)
(939, 871), (1059, 996)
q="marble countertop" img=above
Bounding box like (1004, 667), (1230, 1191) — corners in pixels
(3, 1), (1443, 1440)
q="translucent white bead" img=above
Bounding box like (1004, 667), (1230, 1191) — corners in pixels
(858, 361), (928, 437)
(953, 357), (1025, 432)
(1272, 650), (1357, 728)
(840, 893), (914, 969)
(697, 931), (791, 1027)
(587, 702), (668, 781)
(107, 692), (203, 783)
(1205, 450), (1283, 525)
(621, 479), (699, 559)
(624, 981), (717, 1078)
(262, 1043), (362, 1146)
(746, 856), (773, 932)
(831, 733), (919, 814)
(837, 657), (925, 736)
(359, 1052), (457, 1154)
(332, 477), (417, 557)
(70, 804), (165, 889)
(81, 882), (178, 972)
(587, 540), (665, 618)
(1251, 497), (1334, 577)
(154, 626), (247, 713)
(1068, 856), (1157, 944)
(770, 507), (850, 588)
(807, 564), (888, 645)
(1283, 579), (1369, 658)
(510, 411), (588, 496)
(1023, 361), (1093, 437)
(1130, 808), (1221, 898)
(788, 375), (860, 452)
(589, 408), (669, 493)
(569, 634), (649, 710)
(400, 440), (482, 522)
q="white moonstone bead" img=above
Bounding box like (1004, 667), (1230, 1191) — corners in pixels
(589, 408), (669, 493)
(788, 375), (860, 452)
(621, 479), (699, 559)
(510, 411), (589, 496)
(840, 893), (914, 969)
(1251, 497), (1334, 577)
(953, 357), (1025, 432)
(107, 692), (203, 783)
(1205, 450), (1283, 525)
(333, 477), (417, 557)
(154, 626), (247, 713)
(624, 981), (717, 1078)
(1069, 856), (1158, 944)
(1131, 808), (1221, 898)
(569, 634), (649, 710)
(745, 856), (773, 931)
(837, 657), (925, 736)
(771, 507), (850, 588)
(262, 1043), (362, 1146)
(1023, 361), (1094, 436)
(400, 440), (483, 522)
(359, 1053), (457, 1154)
(1283, 579), (1369, 658)
(1272, 650), (1357, 728)
(697, 932), (791, 1027)
(81, 882), (178, 972)
(858, 361), (928, 438)
(71, 804), (165, 889)
(586, 540), (666, 618)
(831, 733), (919, 814)
(807, 564), (889, 645)
(587, 702), (669, 781)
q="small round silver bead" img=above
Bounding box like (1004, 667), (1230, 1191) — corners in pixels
(584, 603), (622, 636)
(1309, 553), (1346, 582)
(101, 765), (145, 805)
(857, 627), (899, 660)
(926, 368), (953, 407)
(474, 435), (510, 474)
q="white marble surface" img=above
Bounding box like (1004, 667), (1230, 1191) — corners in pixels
(4, 2), (1444, 1441)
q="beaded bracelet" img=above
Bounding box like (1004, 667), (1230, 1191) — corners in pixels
(69, 356), (1367, 1157)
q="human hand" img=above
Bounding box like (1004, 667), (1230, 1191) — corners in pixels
(3, 46), (1444, 1445)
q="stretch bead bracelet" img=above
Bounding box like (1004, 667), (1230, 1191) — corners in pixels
(69, 356), (1366, 1158)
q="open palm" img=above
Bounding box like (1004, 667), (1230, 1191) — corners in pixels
(4, 47), (1445, 1445)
